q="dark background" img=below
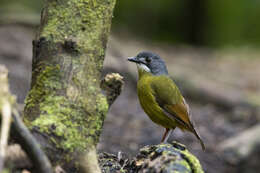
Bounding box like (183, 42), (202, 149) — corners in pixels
(1, 0), (260, 173)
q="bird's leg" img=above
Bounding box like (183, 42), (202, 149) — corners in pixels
(161, 128), (169, 142)
(161, 128), (173, 143)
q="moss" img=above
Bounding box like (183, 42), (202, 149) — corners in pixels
(96, 94), (109, 117)
(41, 0), (116, 53)
(161, 142), (203, 173)
(180, 149), (204, 173)
(24, 64), (62, 119)
(24, 61), (109, 155)
(30, 94), (108, 153)
(169, 160), (191, 173)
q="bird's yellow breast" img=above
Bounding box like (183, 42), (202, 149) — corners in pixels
(137, 73), (177, 128)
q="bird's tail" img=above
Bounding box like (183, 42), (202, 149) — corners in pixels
(187, 124), (206, 150)
(190, 126), (205, 150)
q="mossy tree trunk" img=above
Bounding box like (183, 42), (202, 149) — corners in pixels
(23, 0), (116, 171)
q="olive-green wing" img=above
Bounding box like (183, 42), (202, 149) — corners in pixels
(150, 76), (191, 128)
(151, 76), (205, 150)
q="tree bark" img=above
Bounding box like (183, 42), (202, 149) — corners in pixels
(23, 0), (116, 171)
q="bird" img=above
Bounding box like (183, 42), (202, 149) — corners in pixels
(127, 51), (205, 150)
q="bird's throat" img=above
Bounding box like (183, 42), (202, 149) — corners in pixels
(137, 68), (152, 80)
(137, 63), (151, 79)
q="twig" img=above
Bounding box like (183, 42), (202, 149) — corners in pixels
(0, 65), (15, 171)
(0, 101), (12, 171)
(100, 73), (124, 107)
(12, 109), (53, 173)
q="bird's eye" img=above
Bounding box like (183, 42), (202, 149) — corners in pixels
(146, 57), (151, 63)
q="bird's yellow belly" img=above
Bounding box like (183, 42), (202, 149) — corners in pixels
(137, 82), (176, 129)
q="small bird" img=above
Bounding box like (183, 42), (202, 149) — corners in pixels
(128, 51), (205, 150)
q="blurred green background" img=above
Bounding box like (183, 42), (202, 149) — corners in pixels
(1, 0), (260, 47)
(114, 0), (260, 46)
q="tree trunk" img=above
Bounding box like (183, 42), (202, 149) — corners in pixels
(23, 0), (116, 171)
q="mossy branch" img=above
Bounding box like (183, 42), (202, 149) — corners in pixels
(99, 142), (204, 173)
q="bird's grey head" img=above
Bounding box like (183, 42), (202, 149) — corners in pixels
(127, 51), (168, 75)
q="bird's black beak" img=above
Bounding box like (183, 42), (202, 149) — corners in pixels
(127, 56), (140, 64)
